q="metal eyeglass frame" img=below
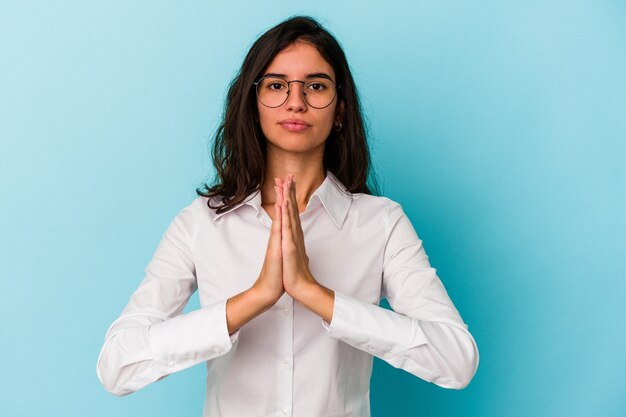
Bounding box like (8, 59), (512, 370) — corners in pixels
(253, 75), (340, 109)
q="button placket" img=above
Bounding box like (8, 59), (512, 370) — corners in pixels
(281, 297), (294, 417)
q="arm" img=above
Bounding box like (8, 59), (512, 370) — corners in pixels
(226, 180), (289, 334)
(276, 178), (477, 388)
(321, 201), (479, 389)
(96, 204), (236, 395)
(96, 203), (276, 396)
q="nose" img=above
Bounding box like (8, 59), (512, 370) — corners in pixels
(284, 81), (307, 112)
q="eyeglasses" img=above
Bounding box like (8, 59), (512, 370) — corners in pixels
(254, 75), (339, 109)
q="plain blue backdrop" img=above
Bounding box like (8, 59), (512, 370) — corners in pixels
(1, 1), (625, 416)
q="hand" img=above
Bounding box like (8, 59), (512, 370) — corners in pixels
(251, 179), (285, 304)
(278, 174), (318, 298)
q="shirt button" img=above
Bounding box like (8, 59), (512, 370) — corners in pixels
(283, 308), (289, 316)
(168, 359), (175, 367)
(281, 410), (288, 416)
(283, 360), (289, 367)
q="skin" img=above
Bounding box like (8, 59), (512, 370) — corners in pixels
(225, 42), (343, 334)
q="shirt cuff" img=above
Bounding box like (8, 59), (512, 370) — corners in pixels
(321, 291), (428, 357)
(148, 298), (238, 372)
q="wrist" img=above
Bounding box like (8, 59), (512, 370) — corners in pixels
(249, 284), (281, 309)
(289, 276), (318, 302)
(294, 281), (335, 324)
(292, 279), (324, 305)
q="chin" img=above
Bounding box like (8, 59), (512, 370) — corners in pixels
(267, 138), (326, 155)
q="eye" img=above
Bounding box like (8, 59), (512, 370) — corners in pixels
(268, 82), (286, 91)
(260, 77), (288, 92)
(307, 81), (327, 92)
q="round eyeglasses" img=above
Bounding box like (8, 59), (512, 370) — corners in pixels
(254, 76), (339, 109)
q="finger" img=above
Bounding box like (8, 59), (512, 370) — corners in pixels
(290, 179), (305, 235)
(281, 198), (294, 249)
(270, 187), (282, 253)
(275, 181), (284, 207)
(275, 177), (284, 208)
(281, 179), (299, 237)
(275, 176), (284, 191)
(285, 181), (300, 245)
(273, 186), (282, 228)
(281, 179), (290, 217)
(288, 180), (306, 255)
(274, 202), (280, 225)
(281, 175), (289, 194)
(272, 203), (281, 239)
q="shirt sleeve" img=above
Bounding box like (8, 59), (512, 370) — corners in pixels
(96, 203), (240, 396)
(322, 201), (479, 389)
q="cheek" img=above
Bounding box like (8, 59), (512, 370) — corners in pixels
(318, 106), (337, 135)
(318, 116), (334, 138)
(257, 106), (274, 137)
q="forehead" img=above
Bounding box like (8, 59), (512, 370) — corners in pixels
(265, 42), (335, 79)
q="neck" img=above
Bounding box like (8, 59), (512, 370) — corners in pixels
(261, 148), (326, 210)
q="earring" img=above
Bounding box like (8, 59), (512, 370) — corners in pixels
(334, 121), (343, 132)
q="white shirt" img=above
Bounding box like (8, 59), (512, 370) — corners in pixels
(96, 171), (479, 417)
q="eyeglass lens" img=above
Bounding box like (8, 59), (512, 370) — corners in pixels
(256, 77), (336, 109)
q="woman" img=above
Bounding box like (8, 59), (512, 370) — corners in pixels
(97, 15), (479, 417)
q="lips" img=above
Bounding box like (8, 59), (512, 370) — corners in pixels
(279, 118), (311, 132)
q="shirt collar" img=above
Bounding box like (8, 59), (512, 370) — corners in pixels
(210, 171), (352, 229)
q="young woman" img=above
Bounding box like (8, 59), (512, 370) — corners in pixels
(97, 15), (479, 417)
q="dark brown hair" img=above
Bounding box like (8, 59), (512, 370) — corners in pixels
(196, 15), (379, 213)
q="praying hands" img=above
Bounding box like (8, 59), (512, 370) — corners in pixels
(226, 174), (335, 336)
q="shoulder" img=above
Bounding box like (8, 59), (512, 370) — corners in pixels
(350, 192), (403, 213)
(179, 195), (223, 220)
(349, 192), (411, 232)
(186, 195), (212, 212)
(160, 196), (224, 244)
(165, 196), (215, 233)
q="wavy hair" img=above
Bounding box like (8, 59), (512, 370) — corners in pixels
(196, 15), (379, 213)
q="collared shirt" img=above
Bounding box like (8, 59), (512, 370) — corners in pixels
(96, 171), (479, 417)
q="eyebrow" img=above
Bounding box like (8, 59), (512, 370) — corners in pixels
(263, 72), (334, 81)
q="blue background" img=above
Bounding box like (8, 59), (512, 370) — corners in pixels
(1, 1), (625, 416)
